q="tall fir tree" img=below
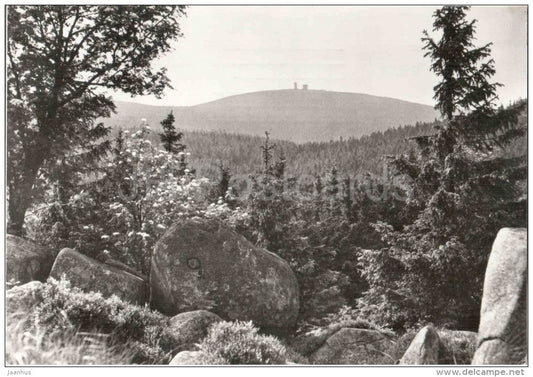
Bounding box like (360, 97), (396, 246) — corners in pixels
(358, 6), (527, 330)
(260, 131), (275, 175)
(159, 111), (185, 154)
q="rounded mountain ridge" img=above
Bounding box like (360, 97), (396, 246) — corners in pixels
(109, 89), (439, 143)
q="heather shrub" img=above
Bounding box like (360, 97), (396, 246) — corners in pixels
(25, 278), (178, 364)
(197, 321), (288, 364)
(6, 319), (132, 365)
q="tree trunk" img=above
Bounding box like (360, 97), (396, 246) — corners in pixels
(7, 164), (39, 236)
(7, 199), (26, 236)
(7, 184), (30, 236)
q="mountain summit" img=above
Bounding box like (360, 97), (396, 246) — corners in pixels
(107, 89), (439, 143)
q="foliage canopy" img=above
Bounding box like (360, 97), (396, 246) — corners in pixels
(7, 5), (186, 235)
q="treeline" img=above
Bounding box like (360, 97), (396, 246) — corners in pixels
(111, 109), (526, 183)
(111, 120), (436, 178)
(184, 123), (434, 179)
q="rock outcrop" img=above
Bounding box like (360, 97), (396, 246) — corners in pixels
(169, 310), (222, 351)
(150, 218), (299, 331)
(6, 235), (54, 285)
(308, 328), (394, 364)
(400, 325), (441, 365)
(50, 248), (148, 305)
(472, 228), (527, 365)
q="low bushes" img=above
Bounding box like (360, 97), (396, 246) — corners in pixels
(6, 278), (476, 365)
(8, 278), (178, 364)
(196, 321), (288, 364)
(7, 279), (293, 365)
(6, 320), (132, 365)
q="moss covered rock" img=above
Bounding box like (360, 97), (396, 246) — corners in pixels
(6, 281), (43, 319)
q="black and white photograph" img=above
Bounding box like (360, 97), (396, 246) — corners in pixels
(3, 3), (528, 370)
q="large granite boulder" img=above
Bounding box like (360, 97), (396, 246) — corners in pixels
(308, 328), (394, 364)
(400, 325), (441, 365)
(472, 228), (527, 365)
(150, 218), (299, 331)
(6, 235), (55, 286)
(169, 310), (223, 351)
(50, 248), (148, 305)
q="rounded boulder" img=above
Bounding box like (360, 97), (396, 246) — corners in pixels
(150, 218), (299, 331)
(169, 310), (223, 351)
(169, 351), (204, 365)
(50, 248), (148, 305)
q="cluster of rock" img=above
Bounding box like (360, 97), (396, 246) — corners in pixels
(7, 218), (300, 364)
(8, 218), (300, 333)
(6, 224), (526, 365)
(288, 227), (526, 366)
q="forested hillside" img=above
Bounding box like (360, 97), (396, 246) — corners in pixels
(121, 109), (526, 182)
(138, 122), (433, 179)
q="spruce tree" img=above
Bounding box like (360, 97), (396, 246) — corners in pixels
(159, 111), (185, 154)
(359, 6), (527, 330)
(260, 131), (275, 175)
(325, 167), (340, 214)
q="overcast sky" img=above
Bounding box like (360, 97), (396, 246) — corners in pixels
(112, 5), (527, 107)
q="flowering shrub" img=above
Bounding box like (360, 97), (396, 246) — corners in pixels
(27, 127), (223, 275)
(92, 127), (215, 274)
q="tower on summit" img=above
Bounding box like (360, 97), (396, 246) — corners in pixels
(293, 82), (309, 90)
